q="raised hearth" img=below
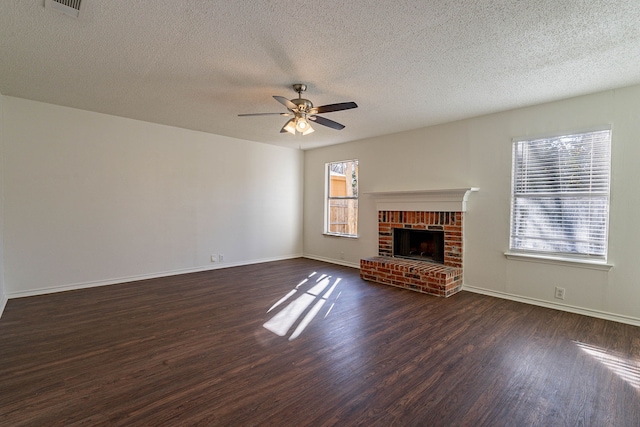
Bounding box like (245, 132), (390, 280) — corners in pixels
(361, 257), (463, 297)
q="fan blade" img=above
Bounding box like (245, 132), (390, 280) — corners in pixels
(311, 102), (358, 114)
(273, 96), (298, 111)
(238, 112), (291, 117)
(309, 115), (345, 130)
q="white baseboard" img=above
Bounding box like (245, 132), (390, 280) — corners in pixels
(303, 254), (360, 269)
(0, 293), (7, 319)
(463, 284), (640, 327)
(6, 254), (303, 300)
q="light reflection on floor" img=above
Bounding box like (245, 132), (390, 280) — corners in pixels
(263, 272), (342, 341)
(575, 341), (640, 389)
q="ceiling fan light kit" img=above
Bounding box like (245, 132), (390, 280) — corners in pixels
(295, 117), (313, 134)
(282, 118), (296, 134)
(239, 84), (357, 136)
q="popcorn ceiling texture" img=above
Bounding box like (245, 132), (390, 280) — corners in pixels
(1, 1), (639, 149)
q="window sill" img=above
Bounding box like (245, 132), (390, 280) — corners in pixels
(323, 232), (359, 239)
(504, 252), (613, 271)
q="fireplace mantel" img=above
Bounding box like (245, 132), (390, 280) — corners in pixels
(366, 188), (479, 212)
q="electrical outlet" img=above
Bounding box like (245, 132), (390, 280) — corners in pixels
(340, 252), (345, 260)
(555, 287), (566, 300)
(211, 254), (218, 262)
(219, 254), (224, 262)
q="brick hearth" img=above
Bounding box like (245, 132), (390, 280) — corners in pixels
(360, 210), (464, 297)
(360, 257), (463, 297)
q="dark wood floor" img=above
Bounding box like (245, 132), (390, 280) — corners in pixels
(1, 258), (639, 426)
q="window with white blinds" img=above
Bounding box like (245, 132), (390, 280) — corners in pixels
(509, 128), (611, 260)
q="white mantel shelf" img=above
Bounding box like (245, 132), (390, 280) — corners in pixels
(366, 187), (479, 212)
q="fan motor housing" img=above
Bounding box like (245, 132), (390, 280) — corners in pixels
(291, 98), (313, 112)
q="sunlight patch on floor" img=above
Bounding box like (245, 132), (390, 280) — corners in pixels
(324, 290), (341, 319)
(289, 278), (341, 340)
(263, 272), (342, 340)
(267, 289), (297, 314)
(575, 341), (640, 389)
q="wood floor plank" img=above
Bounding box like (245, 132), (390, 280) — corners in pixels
(1, 258), (639, 426)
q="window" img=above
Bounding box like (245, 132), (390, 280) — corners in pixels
(509, 128), (611, 260)
(325, 159), (358, 237)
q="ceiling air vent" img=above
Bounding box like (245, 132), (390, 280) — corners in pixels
(45, 0), (82, 18)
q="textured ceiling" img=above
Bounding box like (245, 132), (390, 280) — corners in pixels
(1, 1), (640, 150)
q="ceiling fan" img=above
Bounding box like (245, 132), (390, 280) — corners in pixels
(238, 84), (358, 136)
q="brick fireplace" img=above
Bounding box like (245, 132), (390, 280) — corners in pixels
(360, 188), (477, 297)
(378, 211), (463, 267)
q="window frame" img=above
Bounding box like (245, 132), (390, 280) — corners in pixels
(508, 127), (612, 263)
(324, 159), (359, 238)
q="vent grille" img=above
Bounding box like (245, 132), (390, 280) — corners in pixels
(45, 0), (82, 18)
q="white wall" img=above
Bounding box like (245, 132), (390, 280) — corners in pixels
(0, 94), (6, 317)
(304, 84), (640, 325)
(3, 97), (303, 296)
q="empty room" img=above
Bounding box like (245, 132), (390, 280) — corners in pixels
(1, 1), (639, 426)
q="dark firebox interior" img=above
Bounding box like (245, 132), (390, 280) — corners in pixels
(393, 228), (444, 263)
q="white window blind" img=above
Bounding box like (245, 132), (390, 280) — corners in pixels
(510, 128), (611, 259)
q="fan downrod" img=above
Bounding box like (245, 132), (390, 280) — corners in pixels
(292, 83), (307, 95)
(291, 84), (312, 112)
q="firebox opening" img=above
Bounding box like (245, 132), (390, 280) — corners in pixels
(393, 228), (444, 264)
